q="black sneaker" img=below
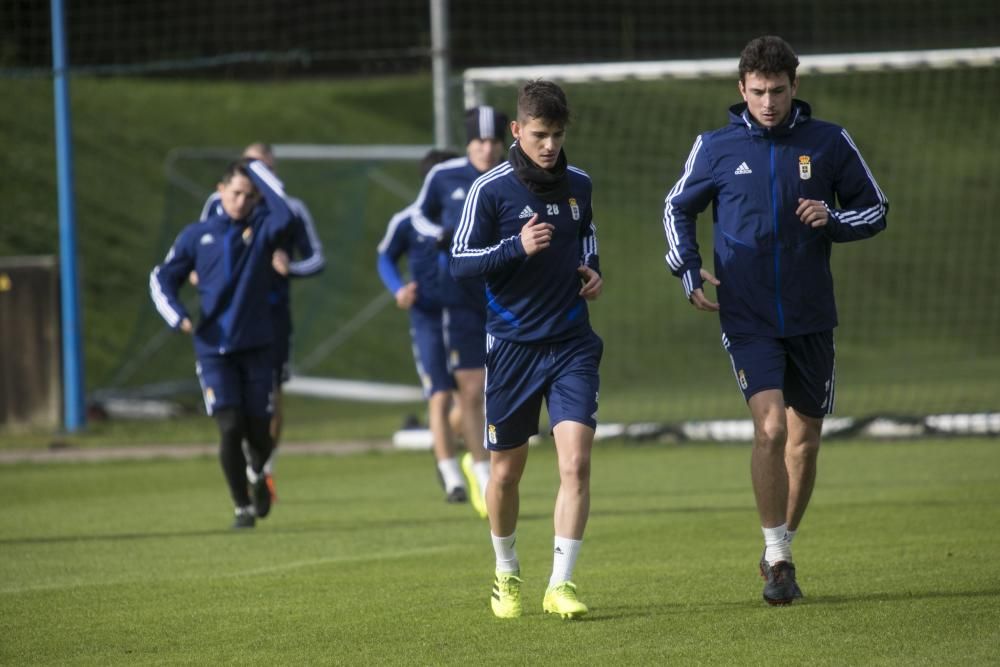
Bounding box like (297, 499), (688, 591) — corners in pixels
(445, 487), (468, 503)
(251, 475), (272, 519)
(761, 559), (799, 606)
(760, 551), (804, 599)
(232, 510), (256, 529)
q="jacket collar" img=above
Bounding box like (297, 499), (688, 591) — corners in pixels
(729, 99), (812, 138)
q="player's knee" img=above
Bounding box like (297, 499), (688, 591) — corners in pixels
(787, 437), (820, 463)
(754, 418), (788, 451)
(490, 461), (524, 488)
(558, 451), (591, 483)
(214, 408), (245, 450)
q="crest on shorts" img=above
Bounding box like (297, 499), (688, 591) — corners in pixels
(738, 369), (748, 390)
(205, 387), (216, 405)
(568, 197), (580, 221)
(798, 155), (812, 180)
(488, 424), (497, 445)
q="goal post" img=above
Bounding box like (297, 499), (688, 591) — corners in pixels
(462, 47), (1000, 423)
(463, 47), (1000, 105)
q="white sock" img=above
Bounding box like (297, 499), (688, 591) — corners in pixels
(492, 532), (519, 573)
(473, 461), (490, 500)
(785, 528), (797, 544)
(246, 465), (261, 484)
(437, 457), (465, 492)
(263, 450), (276, 476)
(763, 523), (792, 565)
(549, 536), (583, 587)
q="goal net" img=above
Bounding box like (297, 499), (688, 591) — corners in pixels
(105, 144), (435, 407)
(464, 48), (1000, 424)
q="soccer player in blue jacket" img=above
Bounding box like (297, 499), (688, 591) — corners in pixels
(412, 107), (509, 517)
(151, 159), (297, 528)
(376, 149), (482, 509)
(662, 36), (888, 605)
(452, 81), (603, 619)
(199, 143), (325, 502)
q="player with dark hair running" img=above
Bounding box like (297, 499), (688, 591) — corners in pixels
(151, 159), (298, 528)
(376, 149), (471, 505)
(452, 80), (603, 619)
(412, 107), (511, 517)
(197, 143), (325, 502)
(662, 35), (888, 604)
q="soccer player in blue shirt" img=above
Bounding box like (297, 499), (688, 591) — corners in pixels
(452, 81), (603, 619)
(662, 36), (888, 605)
(376, 149), (479, 508)
(198, 143), (325, 503)
(412, 107), (510, 517)
(151, 159), (297, 528)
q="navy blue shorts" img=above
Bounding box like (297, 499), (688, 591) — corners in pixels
(484, 331), (603, 450)
(196, 346), (276, 418)
(410, 306), (456, 397)
(271, 307), (292, 384)
(443, 305), (487, 371)
(722, 330), (835, 418)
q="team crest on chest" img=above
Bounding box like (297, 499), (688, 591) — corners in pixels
(568, 197), (580, 221)
(241, 227), (253, 244)
(798, 155), (812, 180)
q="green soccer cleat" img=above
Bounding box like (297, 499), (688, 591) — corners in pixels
(491, 570), (523, 619)
(543, 581), (588, 619)
(461, 452), (488, 520)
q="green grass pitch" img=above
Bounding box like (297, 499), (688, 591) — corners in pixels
(2, 437), (998, 664)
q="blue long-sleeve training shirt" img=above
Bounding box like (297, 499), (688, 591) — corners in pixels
(662, 100), (888, 337)
(450, 159), (600, 344)
(413, 156), (490, 309)
(201, 190), (324, 319)
(376, 204), (444, 311)
(150, 161), (296, 356)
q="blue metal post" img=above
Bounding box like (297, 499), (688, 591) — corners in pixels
(51, 0), (86, 431)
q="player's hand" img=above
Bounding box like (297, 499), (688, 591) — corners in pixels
(179, 318), (193, 334)
(796, 198), (829, 228)
(187, 271), (199, 286)
(577, 265), (603, 300)
(395, 282), (418, 309)
(272, 249), (290, 275)
(520, 214), (554, 256)
(690, 268), (720, 311)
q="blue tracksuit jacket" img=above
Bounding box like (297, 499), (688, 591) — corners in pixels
(150, 161), (296, 357)
(200, 190), (325, 330)
(414, 156), (489, 309)
(662, 100), (888, 337)
(376, 204), (444, 312)
(450, 159), (600, 344)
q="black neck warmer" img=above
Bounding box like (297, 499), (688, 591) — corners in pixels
(509, 141), (571, 202)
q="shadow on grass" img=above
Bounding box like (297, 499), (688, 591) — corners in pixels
(0, 511), (486, 546)
(592, 587), (1000, 620)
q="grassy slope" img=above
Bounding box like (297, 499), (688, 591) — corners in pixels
(2, 68), (998, 445)
(1, 438), (998, 664)
(0, 74), (434, 389)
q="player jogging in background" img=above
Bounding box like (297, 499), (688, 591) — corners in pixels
(151, 159), (299, 528)
(661, 35), (888, 605)
(452, 80), (604, 620)
(199, 143), (325, 502)
(412, 107), (510, 518)
(376, 149), (476, 508)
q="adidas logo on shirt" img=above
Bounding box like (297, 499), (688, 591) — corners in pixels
(734, 162), (753, 175)
(518, 205), (535, 219)
(450, 187), (466, 200)
(199, 233), (214, 245)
